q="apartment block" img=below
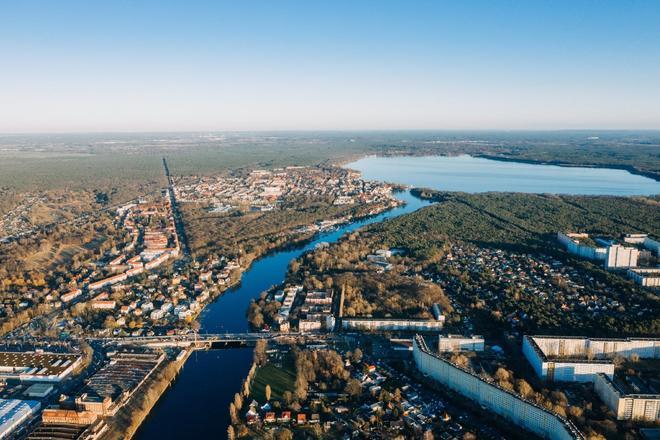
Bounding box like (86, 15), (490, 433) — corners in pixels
(594, 373), (659, 422)
(413, 336), (583, 440)
(523, 335), (659, 382)
(438, 335), (484, 352)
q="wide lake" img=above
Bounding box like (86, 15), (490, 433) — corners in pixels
(346, 155), (660, 195)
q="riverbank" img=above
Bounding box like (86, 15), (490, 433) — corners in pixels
(103, 349), (192, 440)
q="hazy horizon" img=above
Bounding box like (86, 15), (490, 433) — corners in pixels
(2, 1), (660, 132)
(3, 128), (660, 137)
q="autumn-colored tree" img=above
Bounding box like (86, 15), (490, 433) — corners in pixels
(229, 402), (238, 425)
(274, 428), (293, 440)
(516, 379), (534, 399)
(234, 393), (243, 411)
(254, 339), (268, 366)
(344, 378), (362, 398)
(294, 376), (308, 401)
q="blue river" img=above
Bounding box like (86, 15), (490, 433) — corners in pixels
(135, 191), (431, 439)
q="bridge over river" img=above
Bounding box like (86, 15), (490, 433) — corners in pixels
(92, 332), (334, 348)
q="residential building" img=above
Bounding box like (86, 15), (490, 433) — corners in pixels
(557, 233), (606, 261)
(628, 268), (660, 287)
(438, 335), (485, 352)
(523, 335), (660, 382)
(91, 300), (116, 310)
(594, 373), (660, 422)
(342, 317), (444, 332)
(605, 244), (639, 269)
(413, 336), (583, 440)
(60, 289), (82, 303)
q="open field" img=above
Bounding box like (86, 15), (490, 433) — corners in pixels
(250, 359), (297, 403)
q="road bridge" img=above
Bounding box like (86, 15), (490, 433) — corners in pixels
(92, 332), (331, 348)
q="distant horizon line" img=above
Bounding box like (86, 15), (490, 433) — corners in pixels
(1, 128), (660, 136)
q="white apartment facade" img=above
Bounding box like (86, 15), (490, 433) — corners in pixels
(605, 244), (639, 269)
(413, 336), (583, 440)
(523, 335), (660, 382)
(438, 335), (485, 352)
(342, 317), (444, 332)
(594, 373), (659, 422)
(557, 233), (606, 261)
(628, 268), (660, 287)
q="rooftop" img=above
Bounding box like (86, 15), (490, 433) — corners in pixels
(0, 351), (81, 378)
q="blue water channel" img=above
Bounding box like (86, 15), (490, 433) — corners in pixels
(134, 190), (432, 439)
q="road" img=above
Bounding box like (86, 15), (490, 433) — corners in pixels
(162, 156), (190, 258)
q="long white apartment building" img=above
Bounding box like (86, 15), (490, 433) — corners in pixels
(438, 335), (485, 352)
(624, 234), (660, 257)
(628, 268), (660, 287)
(523, 335), (660, 382)
(593, 373), (659, 422)
(413, 336), (584, 440)
(342, 317), (444, 332)
(557, 232), (640, 269)
(557, 232), (607, 261)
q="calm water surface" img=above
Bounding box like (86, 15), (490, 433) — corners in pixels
(135, 191), (431, 439)
(346, 155), (660, 195)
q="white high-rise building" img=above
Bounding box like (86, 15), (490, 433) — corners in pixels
(605, 244), (639, 269)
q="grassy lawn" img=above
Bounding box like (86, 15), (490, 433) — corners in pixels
(251, 356), (296, 403)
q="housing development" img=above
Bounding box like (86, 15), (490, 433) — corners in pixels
(174, 166), (397, 215)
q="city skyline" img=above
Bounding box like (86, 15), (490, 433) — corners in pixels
(1, 1), (660, 132)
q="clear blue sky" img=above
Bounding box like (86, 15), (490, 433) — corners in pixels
(1, 1), (659, 132)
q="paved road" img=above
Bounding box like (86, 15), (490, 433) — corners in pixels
(162, 156), (190, 258)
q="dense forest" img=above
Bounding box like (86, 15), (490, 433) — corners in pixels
(378, 190), (660, 259)
(183, 195), (385, 265)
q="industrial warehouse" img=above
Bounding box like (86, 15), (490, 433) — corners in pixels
(77, 350), (165, 417)
(0, 351), (82, 383)
(0, 398), (41, 439)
